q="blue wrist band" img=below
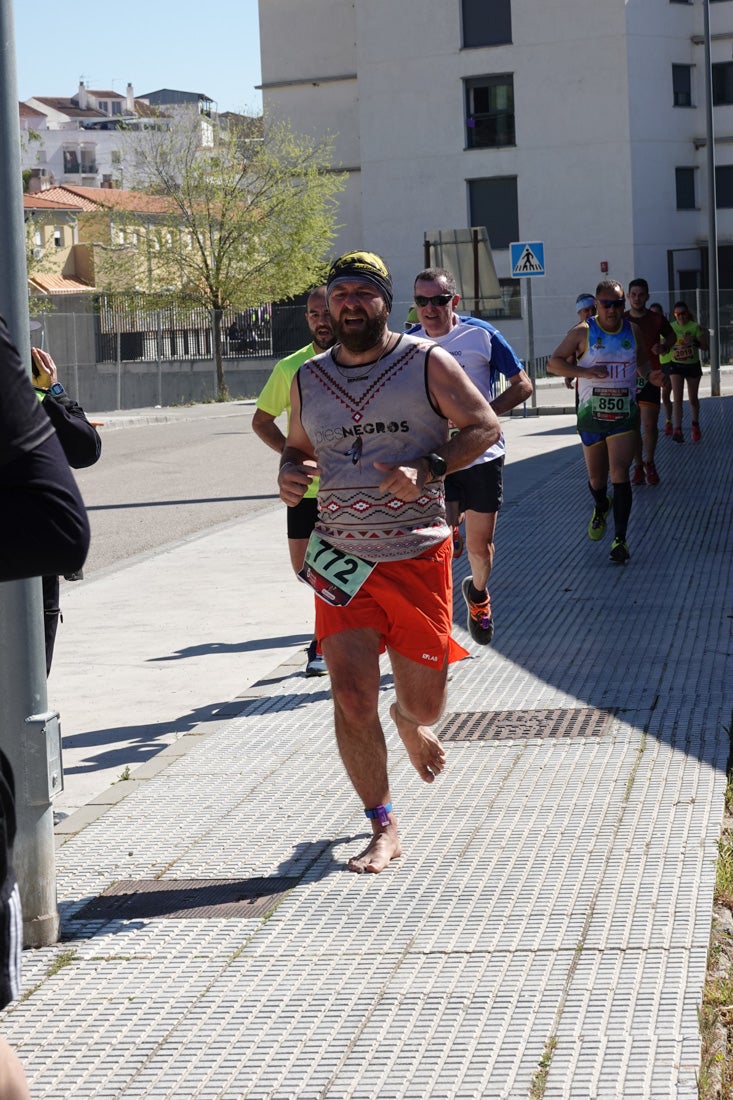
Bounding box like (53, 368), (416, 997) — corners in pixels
(364, 803), (392, 827)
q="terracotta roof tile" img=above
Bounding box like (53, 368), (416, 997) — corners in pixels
(37, 187), (100, 211)
(29, 274), (95, 294)
(32, 97), (107, 119)
(40, 184), (173, 214)
(23, 194), (80, 211)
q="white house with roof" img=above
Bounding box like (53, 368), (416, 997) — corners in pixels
(257, 0), (733, 358)
(20, 82), (221, 192)
(20, 82), (170, 192)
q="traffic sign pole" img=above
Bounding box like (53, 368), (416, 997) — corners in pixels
(526, 281), (537, 409)
(510, 242), (545, 412)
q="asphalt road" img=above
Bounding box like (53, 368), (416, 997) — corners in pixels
(75, 401), (283, 576)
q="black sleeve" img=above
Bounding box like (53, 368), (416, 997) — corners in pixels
(42, 394), (102, 469)
(0, 430), (90, 581)
(0, 318), (90, 582)
(0, 315), (55, 468)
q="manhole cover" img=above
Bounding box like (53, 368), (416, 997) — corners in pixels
(72, 877), (299, 921)
(438, 707), (616, 742)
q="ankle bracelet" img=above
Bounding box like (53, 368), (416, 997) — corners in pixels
(364, 803), (392, 827)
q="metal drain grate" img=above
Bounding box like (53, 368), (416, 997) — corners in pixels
(438, 707), (616, 742)
(72, 876), (299, 921)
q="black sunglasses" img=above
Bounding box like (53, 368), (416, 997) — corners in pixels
(414, 294), (453, 308)
(597, 297), (626, 310)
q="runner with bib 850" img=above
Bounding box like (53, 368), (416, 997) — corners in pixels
(548, 280), (662, 564)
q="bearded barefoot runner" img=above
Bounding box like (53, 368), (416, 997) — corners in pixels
(278, 251), (500, 873)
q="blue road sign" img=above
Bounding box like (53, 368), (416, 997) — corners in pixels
(510, 242), (545, 278)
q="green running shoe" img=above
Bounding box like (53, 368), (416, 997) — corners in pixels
(588, 496), (611, 541)
(609, 537), (630, 564)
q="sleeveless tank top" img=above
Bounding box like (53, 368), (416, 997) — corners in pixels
(297, 334), (450, 561)
(669, 319), (702, 367)
(576, 316), (639, 434)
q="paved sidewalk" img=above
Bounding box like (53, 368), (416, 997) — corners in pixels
(3, 384), (733, 1098)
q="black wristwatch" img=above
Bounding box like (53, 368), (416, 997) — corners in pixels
(48, 382), (65, 397)
(425, 452), (447, 479)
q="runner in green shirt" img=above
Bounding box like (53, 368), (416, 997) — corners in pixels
(253, 287), (335, 675)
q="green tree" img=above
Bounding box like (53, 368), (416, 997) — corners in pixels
(125, 110), (346, 398)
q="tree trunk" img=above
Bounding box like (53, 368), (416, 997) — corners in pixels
(212, 309), (229, 400)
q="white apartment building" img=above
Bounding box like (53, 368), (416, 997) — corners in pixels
(258, 0), (733, 357)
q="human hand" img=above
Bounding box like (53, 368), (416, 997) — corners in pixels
(278, 460), (318, 506)
(374, 460), (425, 501)
(30, 347), (57, 388)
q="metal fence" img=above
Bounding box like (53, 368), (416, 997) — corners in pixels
(93, 294), (311, 364)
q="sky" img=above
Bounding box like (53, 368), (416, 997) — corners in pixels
(12, 0), (263, 115)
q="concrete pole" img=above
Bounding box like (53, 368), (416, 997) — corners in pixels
(703, 0), (721, 395)
(0, 0), (60, 946)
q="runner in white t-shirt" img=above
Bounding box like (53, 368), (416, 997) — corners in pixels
(410, 267), (532, 645)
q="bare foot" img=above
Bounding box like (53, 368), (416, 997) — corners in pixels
(347, 821), (402, 874)
(390, 702), (446, 782)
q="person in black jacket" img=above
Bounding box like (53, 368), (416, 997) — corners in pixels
(0, 317), (89, 581)
(0, 315), (90, 1097)
(30, 346), (101, 673)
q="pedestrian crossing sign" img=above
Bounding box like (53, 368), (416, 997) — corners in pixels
(510, 242), (545, 278)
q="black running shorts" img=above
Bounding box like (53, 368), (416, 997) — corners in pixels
(444, 456), (504, 515)
(287, 496), (318, 540)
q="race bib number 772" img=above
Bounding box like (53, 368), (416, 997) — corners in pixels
(298, 532), (376, 606)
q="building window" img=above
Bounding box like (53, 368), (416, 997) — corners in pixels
(465, 75), (515, 148)
(715, 165), (733, 206)
(53, 227), (63, 248)
(80, 147), (97, 174)
(112, 101), (123, 115)
(676, 168), (696, 209)
(462, 0), (511, 47)
(468, 176), (518, 250)
(713, 62), (733, 105)
(673, 64), (693, 107)
(63, 148), (80, 174)
(97, 100), (108, 114)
